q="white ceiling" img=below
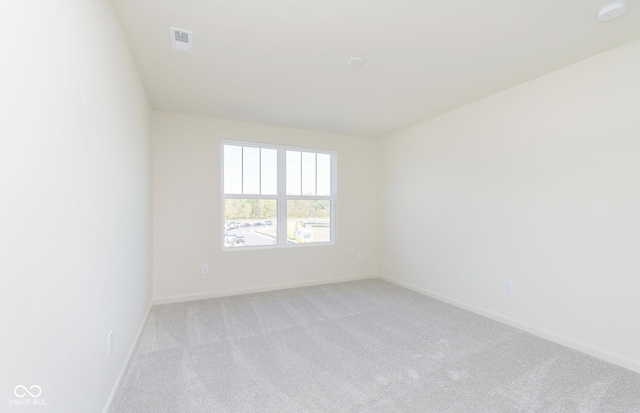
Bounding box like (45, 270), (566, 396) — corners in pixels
(112, 0), (640, 138)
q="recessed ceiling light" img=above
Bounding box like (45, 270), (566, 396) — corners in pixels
(347, 57), (365, 68)
(597, 1), (628, 22)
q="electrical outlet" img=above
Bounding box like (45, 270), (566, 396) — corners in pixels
(504, 281), (513, 294)
(202, 264), (209, 274)
(108, 330), (113, 355)
(357, 252), (363, 261)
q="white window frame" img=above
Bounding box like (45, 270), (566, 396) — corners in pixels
(221, 140), (336, 251)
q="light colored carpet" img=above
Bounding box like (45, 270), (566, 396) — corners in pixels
(109, 279), (640, 413)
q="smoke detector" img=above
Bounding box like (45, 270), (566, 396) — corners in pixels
(597, 1), (628, 22)
(169, 27), (193, 53)
(348, 57), (365, 68)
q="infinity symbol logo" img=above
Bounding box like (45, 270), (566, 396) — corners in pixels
(14, 385), (42, 398)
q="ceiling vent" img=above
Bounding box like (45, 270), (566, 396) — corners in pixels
(169, 27), (193, 53)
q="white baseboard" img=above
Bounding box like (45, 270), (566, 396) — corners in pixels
(102, 300), (154, 413)
(153, 274), (378, 305)
(377, 274), (640, 375)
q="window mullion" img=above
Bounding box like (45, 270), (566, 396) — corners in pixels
(258, 148), (262, 195)
(277, 147), (287, 247)
(241, 146), (244, 195)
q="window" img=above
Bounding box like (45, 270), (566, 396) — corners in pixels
(222, 141), (335, 249)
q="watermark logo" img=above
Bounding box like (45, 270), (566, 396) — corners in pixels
(14, 386), (42, 398)
(9, 385), (46, 407)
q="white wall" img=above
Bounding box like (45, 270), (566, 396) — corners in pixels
(0, 1), (152, 412)
(378, 39), (640, 373)
(152, 111), (377, 302)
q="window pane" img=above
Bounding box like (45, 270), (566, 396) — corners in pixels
(286, 151), (301, 195)
(223, 145), (242, 194)
(261, 148), (277, 195)
(224, 199), (277, 247)
(286, 200), (330, 243)
(301, 152), (316, 196)
(317, 153), (331, 196)
(243, 147), (260, 195)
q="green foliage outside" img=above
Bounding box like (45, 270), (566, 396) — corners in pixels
(287, 200), (330, 219)
(224, 199), (275, 220)
(224, 199), (329, 220)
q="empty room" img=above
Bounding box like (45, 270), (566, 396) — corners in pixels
(2, 0), (640, 412)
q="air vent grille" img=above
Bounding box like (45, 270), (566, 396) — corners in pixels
(169, 27), (193, 53)
(174, 31), (189, 43)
